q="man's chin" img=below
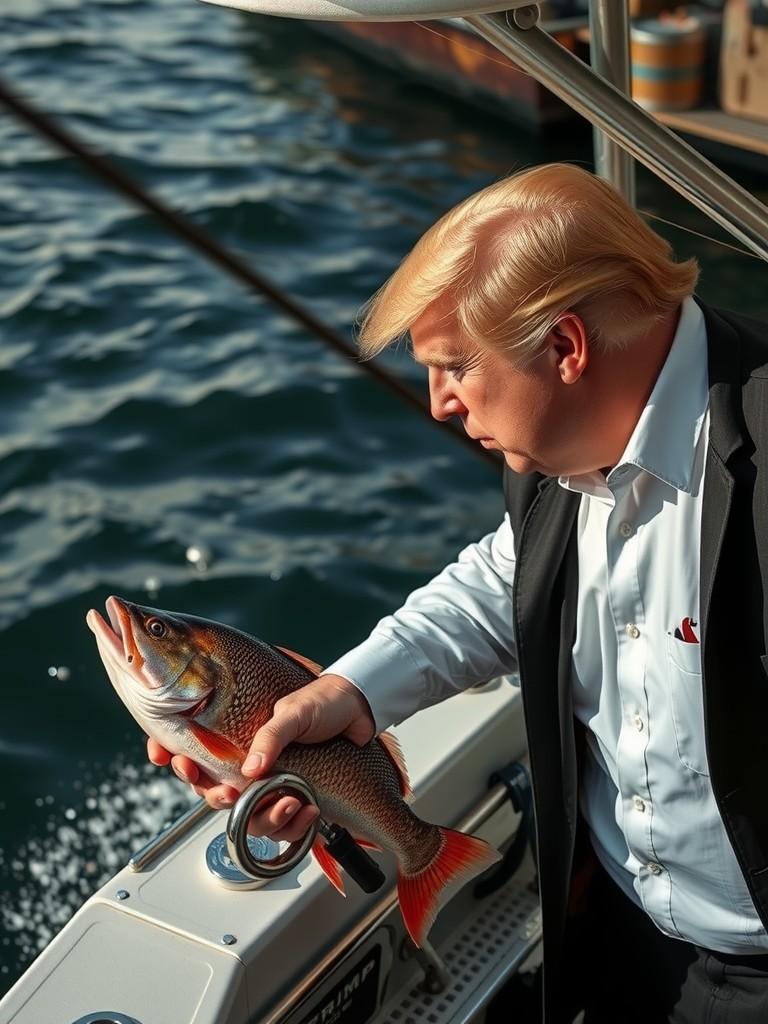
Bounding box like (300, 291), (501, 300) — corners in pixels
(504, 452), (542, 475)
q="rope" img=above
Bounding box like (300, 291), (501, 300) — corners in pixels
(0, 76), (501, 469)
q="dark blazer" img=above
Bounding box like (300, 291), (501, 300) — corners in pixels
(502, 299), (768, 1023)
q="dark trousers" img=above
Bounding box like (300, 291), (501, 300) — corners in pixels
(563, 861), (768, 1024)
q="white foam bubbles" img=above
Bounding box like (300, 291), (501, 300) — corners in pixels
(0, 755), (197, 989)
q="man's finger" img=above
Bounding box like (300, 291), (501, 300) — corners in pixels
(202, 784), (240, 810)
(147, 737), (171, 766)
(242, 704), (307, 778)
(170, 756), (218, 791)
(248, 800), (319, 843)
(171, 755), (200, 785)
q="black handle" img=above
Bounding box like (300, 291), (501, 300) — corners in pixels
(322, 825), (386, 893)
(474, 761), (535, 899)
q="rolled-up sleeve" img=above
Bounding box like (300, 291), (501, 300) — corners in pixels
(324, 513), (519, 734)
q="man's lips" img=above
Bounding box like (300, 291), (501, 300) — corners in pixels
(465, 425), (496, 446)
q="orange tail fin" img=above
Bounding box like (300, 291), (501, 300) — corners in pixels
(397, 828), (500, 948)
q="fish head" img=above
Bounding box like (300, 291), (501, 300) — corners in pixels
(86, 595), (230, 727)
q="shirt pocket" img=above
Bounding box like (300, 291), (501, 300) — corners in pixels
(666, 633), (709, 776)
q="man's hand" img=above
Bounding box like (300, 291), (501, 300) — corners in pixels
(147, 674), (376, 842)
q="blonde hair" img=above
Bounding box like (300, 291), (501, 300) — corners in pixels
(358, 163), (699, 363)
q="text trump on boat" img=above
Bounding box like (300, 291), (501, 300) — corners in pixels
(148, 163), (768, 1024)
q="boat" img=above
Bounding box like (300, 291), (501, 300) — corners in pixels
(308, 13), (588, 133)
(1, 675), (536, 1024)
(2, 3), (768, 1024)
(307, 3), (768, 173)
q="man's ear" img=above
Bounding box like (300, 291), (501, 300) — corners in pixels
(550, 312), (588, 384)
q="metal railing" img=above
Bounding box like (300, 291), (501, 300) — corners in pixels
(466, 7), (768, 264)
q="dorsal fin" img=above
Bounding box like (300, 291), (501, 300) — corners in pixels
(189, 721), (245, 763)
(377, 730), (412, 800)
(275, 645), (324, 678)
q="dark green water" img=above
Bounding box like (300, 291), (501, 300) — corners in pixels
(1, 0), (766, 996)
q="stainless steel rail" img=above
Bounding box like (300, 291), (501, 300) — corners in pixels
(128, 799), (214, 872)
(588, 0), (635, 205)
(259, 779), (518, 1024)
(465, 9), (768, 264)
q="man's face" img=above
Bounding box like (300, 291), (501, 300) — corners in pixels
(410, 296), (575, 477)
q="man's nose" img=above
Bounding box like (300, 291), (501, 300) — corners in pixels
(428, 368), (467, 422)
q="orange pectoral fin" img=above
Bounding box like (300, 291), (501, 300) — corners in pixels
(312, 839), (346, 896)
(275, 645), (324, 678)
(189, 722), (245, 763)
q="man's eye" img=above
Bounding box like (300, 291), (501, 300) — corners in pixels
(448, 364), (467, 382)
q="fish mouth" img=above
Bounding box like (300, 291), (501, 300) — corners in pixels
(86, 600), (126, 661)
(86, 596), (147, 682)
(87, 596), (211, 713)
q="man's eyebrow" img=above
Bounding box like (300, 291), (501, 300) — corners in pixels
(411, 353), (461, 369)
(406, 334), (467, 369)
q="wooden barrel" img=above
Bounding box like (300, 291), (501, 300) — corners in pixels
(630, 17), (707, 111)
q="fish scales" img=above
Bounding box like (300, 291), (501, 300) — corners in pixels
(221, 633), (310, 749)
(276, 739), (442, 875)
(87, 596), (501, 947)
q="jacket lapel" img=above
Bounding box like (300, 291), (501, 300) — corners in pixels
(514, 477), (580, 816)
(699, 303), (747, 644)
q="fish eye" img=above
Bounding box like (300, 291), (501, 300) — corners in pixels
(146, 618), (167, 639)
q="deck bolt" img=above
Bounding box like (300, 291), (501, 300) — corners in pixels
(116, 889), (130, 901)
(222, 933), (237, 945)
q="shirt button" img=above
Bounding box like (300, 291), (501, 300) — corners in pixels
(647, 862), (663, 876)
(633, 713), (644, 731)
(619, 521), (633, 538)
(625, 623), (640, 639)
(633, 796), (646, 812)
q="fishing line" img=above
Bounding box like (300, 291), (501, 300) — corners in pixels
(638, 211), (763, 260)
(414, 20), (536, 72)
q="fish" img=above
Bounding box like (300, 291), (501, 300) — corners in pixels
(87, 595), (500, 946)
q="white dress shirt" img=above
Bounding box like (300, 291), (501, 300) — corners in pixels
(325, 297), (768, 952)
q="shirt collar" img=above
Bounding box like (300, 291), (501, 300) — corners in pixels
(560, 295), (709, 497)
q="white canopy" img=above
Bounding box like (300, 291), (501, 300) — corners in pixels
(199, 0), (521, 21)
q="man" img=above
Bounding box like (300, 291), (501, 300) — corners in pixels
(149, 163), (768, 1022)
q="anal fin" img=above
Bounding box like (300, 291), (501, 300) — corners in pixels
(312, 839), (346, 896)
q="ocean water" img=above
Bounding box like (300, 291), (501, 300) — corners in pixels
(1, 0), (766, 997)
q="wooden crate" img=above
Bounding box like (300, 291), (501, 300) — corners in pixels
(720, 0), (768, 122)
